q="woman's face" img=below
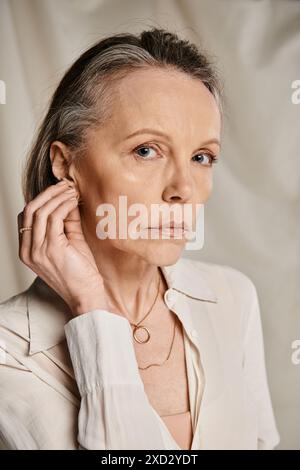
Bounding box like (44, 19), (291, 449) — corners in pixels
(73, 68), (221, 266)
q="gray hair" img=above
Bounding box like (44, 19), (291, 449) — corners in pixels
(22, 27), (223, 203)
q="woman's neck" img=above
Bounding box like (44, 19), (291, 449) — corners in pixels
(90, 242), (164, 324)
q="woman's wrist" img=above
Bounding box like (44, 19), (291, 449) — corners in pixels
(69, 296), (109, 317)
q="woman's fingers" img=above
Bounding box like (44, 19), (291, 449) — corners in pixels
(17, 211), (25, 258)
(31, 187), (78, 249)
(21, 180), (70, 229)
(19, 181), (71, 263)
(17, 181), (105, 313)
(63, 204), (85, 241)
(46, 196), (80, 244)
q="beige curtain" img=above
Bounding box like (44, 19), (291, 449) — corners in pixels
(0, 0), (299, 449)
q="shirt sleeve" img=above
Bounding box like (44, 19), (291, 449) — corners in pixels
(64, 309), (168, 450)
(242, 281), (280, 450)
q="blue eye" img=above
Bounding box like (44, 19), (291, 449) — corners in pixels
(133, 144), (219, 166)
(192, 153), (218, 166)
(134, 146), (157, 159)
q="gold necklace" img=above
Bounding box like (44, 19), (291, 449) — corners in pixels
(124, 269), (177, 370)
(130, 273), (161, 345)
(138, 318), (177, 370)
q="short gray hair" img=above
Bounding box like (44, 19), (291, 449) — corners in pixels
(22, 27), (223, 203)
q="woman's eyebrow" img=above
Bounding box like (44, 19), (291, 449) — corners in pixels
(124, 128), (170, 140)
(123, 128), (221, 148)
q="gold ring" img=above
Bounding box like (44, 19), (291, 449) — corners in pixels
(19, 227), (32, 234)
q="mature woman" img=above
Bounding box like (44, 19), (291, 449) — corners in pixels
(0, 28), (280, 450)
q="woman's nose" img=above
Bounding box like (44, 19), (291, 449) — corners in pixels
(162, 166), (194, 203)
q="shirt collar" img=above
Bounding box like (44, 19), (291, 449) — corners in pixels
(26, 257), (218, 356)
(160, 258), (218, 303)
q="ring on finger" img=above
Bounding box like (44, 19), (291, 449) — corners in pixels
(19, 227), (33, 234)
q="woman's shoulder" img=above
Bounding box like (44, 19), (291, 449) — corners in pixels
(0, 284), (30, 339)
(0, 276), (71, 351)
(0, 281), (36, 375)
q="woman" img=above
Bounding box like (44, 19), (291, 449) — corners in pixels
(0, 28), (280, 450)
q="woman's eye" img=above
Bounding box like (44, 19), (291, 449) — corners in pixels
(192, 153), (218, 166)
(133, 145), (218, 166)
(134, 145), (158, 160)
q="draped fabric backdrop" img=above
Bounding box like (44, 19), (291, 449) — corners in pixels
(0, 0), (299, 449)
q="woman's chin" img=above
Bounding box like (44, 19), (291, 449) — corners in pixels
(137, 239), (186, 266)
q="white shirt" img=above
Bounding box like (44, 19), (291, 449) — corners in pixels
(0, 257), (280, 449)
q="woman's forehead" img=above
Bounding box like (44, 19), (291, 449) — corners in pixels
(104, 70), (221, 139)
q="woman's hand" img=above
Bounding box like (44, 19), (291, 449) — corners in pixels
(17, 180), (108, 316)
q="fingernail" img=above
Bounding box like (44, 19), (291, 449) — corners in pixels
(65, 187), (76, 194)
(57, 180), (68, 186)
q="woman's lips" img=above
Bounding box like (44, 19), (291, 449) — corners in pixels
(146, 226), (189, 238)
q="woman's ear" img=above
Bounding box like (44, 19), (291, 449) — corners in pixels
(49, 141), (72, 181)
(49, 141), (82, 203)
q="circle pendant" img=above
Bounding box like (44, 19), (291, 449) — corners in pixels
(133, 325), (150, 343)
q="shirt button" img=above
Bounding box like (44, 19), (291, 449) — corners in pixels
(164, 289), (178, 306)
(191, 329), (199, 339)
